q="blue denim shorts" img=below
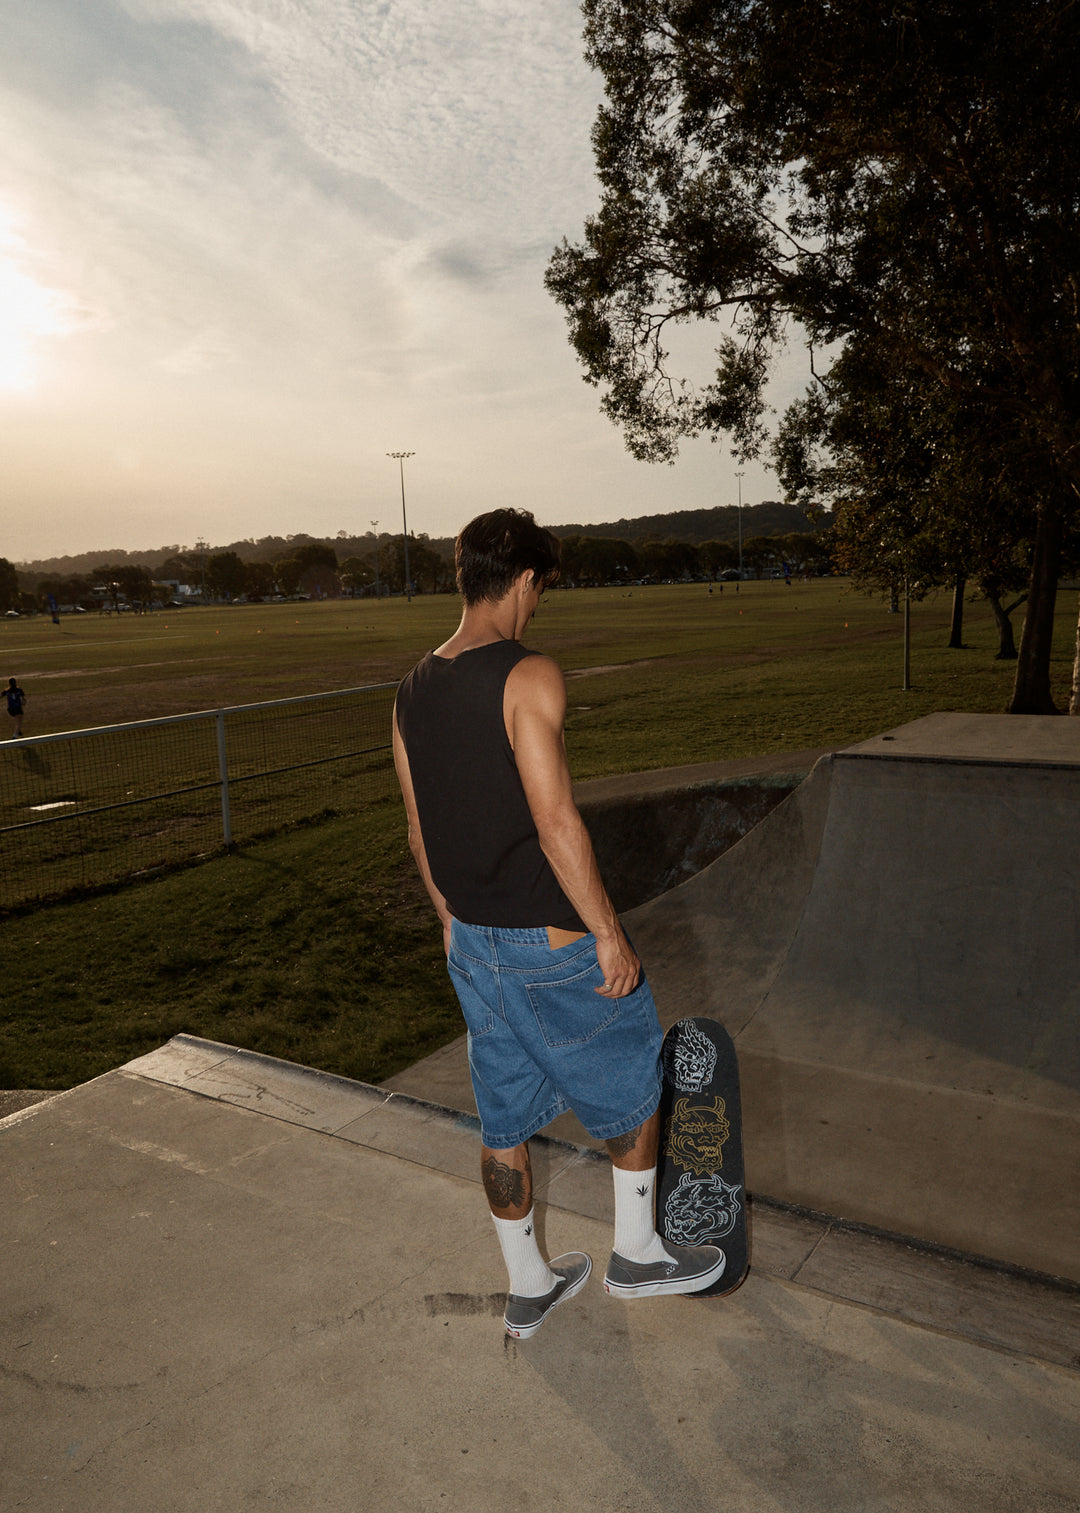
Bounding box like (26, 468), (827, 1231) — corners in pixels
(447, 920), (663, 1150)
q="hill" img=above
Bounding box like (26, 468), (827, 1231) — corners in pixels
(549, 501), (819, 543)
(14, 545), (183, 577)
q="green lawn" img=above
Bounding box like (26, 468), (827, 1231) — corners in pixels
(3, 577), (1073, 750)
(2, 577), (1075, 1092)
(0, 802), (458, 1092)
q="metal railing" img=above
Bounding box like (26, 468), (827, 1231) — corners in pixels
(0, 683), (398, 910)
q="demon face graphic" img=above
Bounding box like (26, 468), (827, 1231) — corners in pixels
(665, 1096), (730, 1177)
(662, 1019), (717, 1093)
(664, 1171), (742, 1245)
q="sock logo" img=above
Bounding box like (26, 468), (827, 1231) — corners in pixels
(636, 1184), (650, 1198)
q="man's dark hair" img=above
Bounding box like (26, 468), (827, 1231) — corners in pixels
(455, 509), (561, 606)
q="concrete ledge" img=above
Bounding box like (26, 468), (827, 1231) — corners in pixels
(110, 1035), (1080, 1371)
(0, 1089), (54, 1119)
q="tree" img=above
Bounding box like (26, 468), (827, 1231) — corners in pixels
(273, 558), (304, 597)
(560, 535), (639, 585)
(698, 539), (737, 580)
(34, 574), (94, 611)
(292, 542), (339, 573)
(92, 563), (153, 607)
(774, 340), (1052, 662)
(157, 553), (199, 587)
(338, 554), (375, 596)
(636, 537), (699, 581)
(546, 0), (1080, 712)
(207, 551), (247, 600)
(0, 558), (19, 612)
(407, 536), (452, 595)
(774, 532), (829, 578)
(243, 561), (276, 601)
(381, 534), (450, 596)
(740, 535), (781, 580)
(268, 541), (337, 598)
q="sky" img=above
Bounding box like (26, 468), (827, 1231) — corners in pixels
(0, 0), (812, 563)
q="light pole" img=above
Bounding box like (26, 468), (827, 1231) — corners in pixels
(196, 538), (208, 602)
(387, 451), (415, 602)
(735, 472), (744, 585)
(370, 520), (381, 600)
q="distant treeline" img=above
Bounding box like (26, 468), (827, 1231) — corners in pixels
(2, 510), (830, 614)
(13, 502), (818, 579)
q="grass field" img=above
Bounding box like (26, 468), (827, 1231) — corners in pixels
(2, 578), (1076, 1093)
(4, 577), (1076, 765)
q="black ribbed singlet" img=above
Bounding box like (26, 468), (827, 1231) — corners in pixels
(395, 640), (584, 930)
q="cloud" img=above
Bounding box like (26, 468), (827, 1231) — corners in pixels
(115, 0), (600, 244)
(2, 0), (601, 399)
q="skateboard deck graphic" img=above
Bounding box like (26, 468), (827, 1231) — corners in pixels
(656, 1016), (749, 1296)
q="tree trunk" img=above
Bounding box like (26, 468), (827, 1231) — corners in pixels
(984, 588), (1021, 660)
(1008, 504), (1064, 713)
(948, 575), (965, 647)
(1070, 593), (1080, 715)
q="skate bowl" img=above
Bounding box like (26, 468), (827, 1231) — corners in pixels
(626, 713), (1080, 1282)
(574, 749), (828, 913)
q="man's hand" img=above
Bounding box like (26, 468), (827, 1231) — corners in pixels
(595, 931), (641, 998)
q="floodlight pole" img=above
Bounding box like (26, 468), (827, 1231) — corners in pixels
(370, 520), (381, 600)
(387, 451), (415, 602)
(735, 472), (744, 586)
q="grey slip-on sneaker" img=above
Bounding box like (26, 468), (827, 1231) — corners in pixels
(503, 1252), (593, 1339)
(603, 1240), (726, 1299)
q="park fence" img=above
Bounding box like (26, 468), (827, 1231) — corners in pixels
(0, 683), (398, 911)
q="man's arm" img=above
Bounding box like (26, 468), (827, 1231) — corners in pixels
(506, 654), (640, 998)
(392, 704), (454, 955)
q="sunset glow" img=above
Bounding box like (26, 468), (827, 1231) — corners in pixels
(0, 2), (796, 561)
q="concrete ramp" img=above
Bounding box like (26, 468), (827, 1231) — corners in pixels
(627, 715), (1080, 1281)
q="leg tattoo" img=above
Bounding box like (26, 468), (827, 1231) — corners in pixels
(482, 1155), (527, 1212)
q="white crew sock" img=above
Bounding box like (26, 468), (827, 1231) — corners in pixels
(490, 1208), (558, 1297)
(612, 1164), (670, 1264)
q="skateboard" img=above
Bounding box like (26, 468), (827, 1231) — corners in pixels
(655, 1016), (749, 1296)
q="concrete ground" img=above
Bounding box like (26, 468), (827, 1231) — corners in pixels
(3, 715), (1079, 1509)
(3, 1040), (1078, 1512)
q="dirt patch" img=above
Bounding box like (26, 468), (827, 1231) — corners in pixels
(27, 660), (206, 681)
(566, 658), (662, 678)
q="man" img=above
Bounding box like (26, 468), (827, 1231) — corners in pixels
(394, 509), (724, 1339)
(6, 677), (26, 738)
